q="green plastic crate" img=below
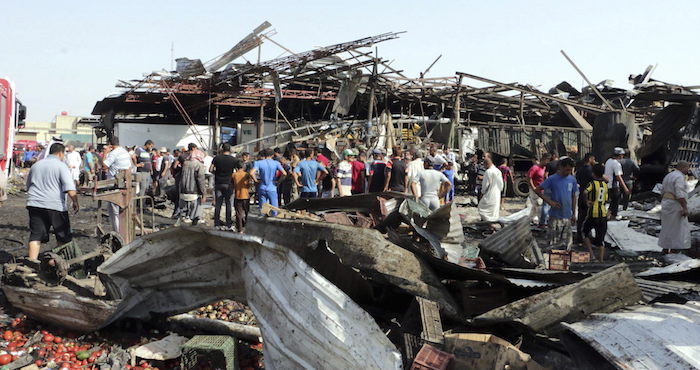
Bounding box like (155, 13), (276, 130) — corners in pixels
(181, 335), (238, 370)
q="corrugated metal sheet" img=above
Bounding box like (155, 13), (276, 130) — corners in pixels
(636, 279), (700, 303)
(479, 216), (539, 268)
(561, 301), (700, 370)
(637, 259), (700, 278)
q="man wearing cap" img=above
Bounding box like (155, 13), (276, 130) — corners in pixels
(336, 149), (356, 196)
(411, 158), (451, 211)
(604, 147), (629, 219)
(658, 161), (691, 252)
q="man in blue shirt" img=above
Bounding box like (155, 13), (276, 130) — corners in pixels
(293, 150), (328, 198)
(251, 148), (286, 215)
(25, 143), (80, 260)
(536, 157), (579, 250)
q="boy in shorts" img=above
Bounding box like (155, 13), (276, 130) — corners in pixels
(582, 164), (608, 261)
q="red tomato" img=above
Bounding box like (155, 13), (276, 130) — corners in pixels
(43, 334), (55, 343)
(35, 360), (43, 366)
(0, 354), (11, 365)
(7, 343), (16, 351)
(54, 336), (63, 344)
(2, 331), (12, 340)
(38, 349), (46, 357)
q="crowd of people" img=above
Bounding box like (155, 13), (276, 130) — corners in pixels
(18, 137), (694, 263)
(523, 147), (691, 259)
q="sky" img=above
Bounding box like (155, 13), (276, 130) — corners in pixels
(2, 0), (699, 122)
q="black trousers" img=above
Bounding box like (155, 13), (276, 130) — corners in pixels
(234, 198), (250, 232)
(576, 195), (588, 242)
(608, 187), (621, 217)
(214, 184), (233, 227)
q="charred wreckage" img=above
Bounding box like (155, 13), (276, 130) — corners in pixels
(2, 21), (700, 369)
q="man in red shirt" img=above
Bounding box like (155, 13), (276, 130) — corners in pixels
(350, 151), (366, 195)
(528, 153), (550, 225)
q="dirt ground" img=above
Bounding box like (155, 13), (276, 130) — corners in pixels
(0, 191), (180, 262)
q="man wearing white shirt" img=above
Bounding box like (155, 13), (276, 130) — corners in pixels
(603, 147), (629, 219)
(64, 145), (82, 187)
(102, 137), (133, 233)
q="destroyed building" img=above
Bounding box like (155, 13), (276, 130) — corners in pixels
(1, 21), (699, 370)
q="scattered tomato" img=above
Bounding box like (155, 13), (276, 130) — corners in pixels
(0, 354), (11, 365)
(43, 334), (55, 343)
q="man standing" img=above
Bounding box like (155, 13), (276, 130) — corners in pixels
(179, 147), (206, 225)
(294, 150), (327, 198)
(25, 143), (79, 260)
(582, 163), (608, 261)
(251, 148), (286, 213)
(64, 145), (82, 188)
(82, 145), (98, 187)
(619, 152), (639, 211)
(411, 158), (451, 211)
(102, 137), (133, 233)
(536, 157), (579, 251)
(232, 163), (252, 232)
(386, 146), (408, 192)
(350, 151), (366, 195)
(478, 153), (504, 222)
(335, 149), (356, 197)
(604, 147), (630, 219)
(527, 154), (549, 225)
(575, 153), (595, 242)
(368, 149), (390, 193)
(658, 161), (691, 252)
(210, 143), (237, 229)
(133, 140), (155, 198)
(406, 150), (424, 196)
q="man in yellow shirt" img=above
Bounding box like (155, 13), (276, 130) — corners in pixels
(582, 164), (608, 261)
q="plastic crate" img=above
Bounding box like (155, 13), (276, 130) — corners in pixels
(411, 344), (453, 370)
(570, 251), (591, 263)
(548, 249), (570, 270)
(181, 335), (238, 370)
(51, 240), (83, 261)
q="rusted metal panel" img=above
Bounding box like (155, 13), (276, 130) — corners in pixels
(473, 264), (642, 332)
(561, 302), (700, 370)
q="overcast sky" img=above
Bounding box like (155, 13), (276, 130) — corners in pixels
(2, 0), (699, 121)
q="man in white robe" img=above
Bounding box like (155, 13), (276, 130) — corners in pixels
(478, 153), (504, 222)
(64, 145), (82, 187)
(658, 161), (691, 251)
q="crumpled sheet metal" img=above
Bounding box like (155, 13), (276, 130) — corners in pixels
(637, 259), (700, 280)
(473, 264), (642, 332)
(100, 227), (402, 370)
(478, 216), (541, 268)
(561, 301), (700, 370)
(246, 216), (462, 320)
(398, 199), (464, 262)
(604, 220), (662, 253)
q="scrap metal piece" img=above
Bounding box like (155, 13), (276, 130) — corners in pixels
(635, 279), (700, 303)
(100, 227), (402, 369)
(604, 220), (662, 253)
(561, 302), (700, 370)
(478, 216), (540, 268)
(636, 259), (700, 281)
(473, 264), (642, 332)
(246, 216), (462, 320)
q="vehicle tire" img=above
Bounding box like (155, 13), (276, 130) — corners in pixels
(513, 176), (530, 198)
